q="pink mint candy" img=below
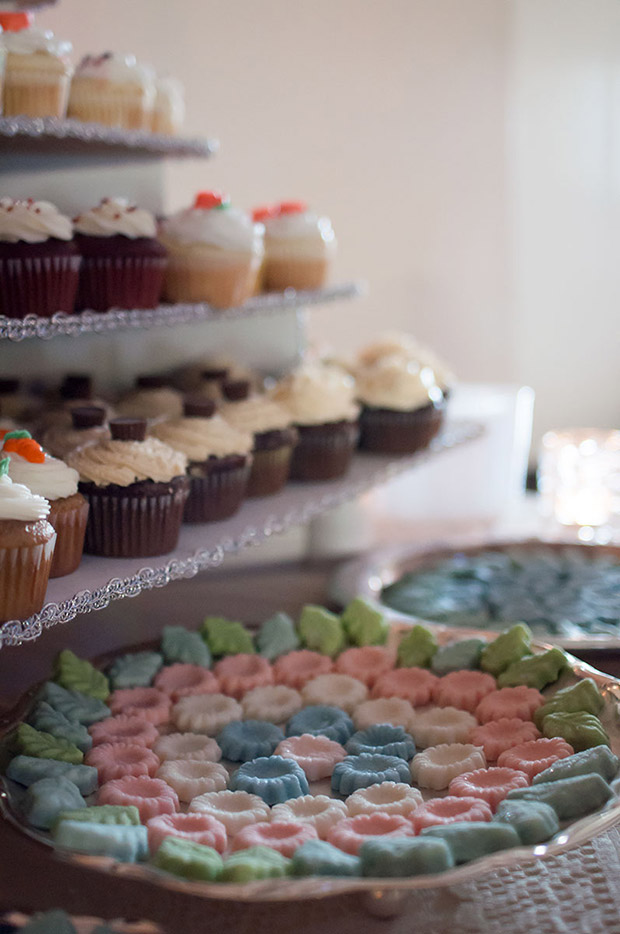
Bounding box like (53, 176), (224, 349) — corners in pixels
(154, 664), (220, 702)
(497, 737), (574, 780)
(108, 687), (171, 725)
(327, 812), (415, 856)
(475, 686), (545, 724)
(214, 654), (273, 699)
(470, 718), (541, 761)
(274, 734), (346, 781)
(98, 775), (179, 823)
(432, 670), (496, 713)
(334, 647), (394, 688)
(89, 715), (159, 749)
(411, 796), (493, 832)
(273, 650), (333, 689)
(147, 811), (227, 854)
(371, 667), (439, 706)
(448, 766), (530, 811)
(231, 820), (318, 857)
(85, 742), (160, 784)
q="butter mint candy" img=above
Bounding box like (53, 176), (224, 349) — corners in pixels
(533, 746), (619, 785)
(292, 839), (361, 877)
(161, 626), (212, 668)
(360, 837), (453, 877)
(298, 605), (345, 658)
(54, 650), (110, 701)
(480, 624), (533, 676)
(498, 648), (568, 690)
(257, 612), (300, 660)
(23, 776), (86, 830)
(431, 639), (486, 676)
(222, 845), (290, 882)
(201, 616), (255, 657)
(108, 651), (164, 689)
(506, 773), (613, 819)
(6, 755), (98, 795)
(493, 800), (559, 844)
(152, 837), (223, 881)
(29, 702), (92, 753)
(346, 724), (416, 760)
(56, 805), (141, 826)
(16, 723), (83, 764)
(534, 678), (605, 729)
(230, 756), (309, 805)
(542, 711), (610, 752)
(38, 681), (109, 725)
(421, 821), (520, 864)
(218, 720), (284, 762)
(331, 754), (412, 796)
(53, 820), (148, 862)
(341, 598), (388, 646)
(285, 705), (355, 744)
(397, 625), (437, 668)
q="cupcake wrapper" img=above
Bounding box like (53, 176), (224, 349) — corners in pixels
(289, 422), (359, 482)
(184, 458), (251, 523)
(48, 497), (89, 579)
(0, 536), (55, 623)
(81, 478), (189, 558)
(68, 85), (151, 130)
(247, 444), (295, 498)
(76, 255), (167, 312)
(0, 253), (81, 319)
(358, 403), (445, 455)
(3, 71), (70, 118)
(263, 256), (328, 292)
(163, 254), (260, 309)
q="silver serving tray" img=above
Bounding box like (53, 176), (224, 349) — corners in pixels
(2, 625), (620, 912)
(329, 535), (620, 651)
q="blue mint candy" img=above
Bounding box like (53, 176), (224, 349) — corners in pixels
(22, 776), (86, 830)
(256, 612), (300, 661)
(331, 754), (412, 796)
(29, 702), (92, 753)
(345, 724), (416, 761)
(292, 839), (361, 877)
(420, 821), (520, 863)
(107, 651), (164, 689)
(7, 755), (98, 795)
(161, 626), (212, 668)
(360, 837), (454, 877)
(37, 681), (109, 726)
(532, 746), (619, 785)
(285, 705), (355, 744)
(431, 639), (486, 675)
(230, 756), (309, 805)
(218, 720), (284, 762)
(506, 773), (613, 819)
(53, 820), (149, 862)
(493, 799), (560, 844)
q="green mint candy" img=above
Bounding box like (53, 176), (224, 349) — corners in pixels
(201, 616), (255, 656)
(534, 678), (605, 729)
(480, 623), (533, 676)
(161, 625), (212, 667)
(542, 711), (610, 752)
(152, 837), (223, 881)
(397, 625), (438, 668)
(16, 722), (84, 764)
(497, 647), (568, 690)
(54, 650), (109, 701)
(341, 597), (388, 646)
(298, 605), (345, 658)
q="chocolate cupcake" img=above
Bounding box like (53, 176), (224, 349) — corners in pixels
(221, 380), (298, 497)
(150, 397), (253, 523)
(68, 418), (189, 558)
(0, 198), (80, 319)
(42, 405), (110, 461)
(36, 374), (114, 437)
(270, 363), (360, 481)
(73, 198), (167, 312)
(115, 375), (183, 422)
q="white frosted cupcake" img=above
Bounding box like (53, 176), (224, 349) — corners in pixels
(1, 19), (73, 118)
(159, 192), (264, 308)
(151, 75), (185, 135)
(67, 52), (155, 129)
(115, 375), (183, 422)
(356, 331), (455, 395)
(254, 200), (336, 292)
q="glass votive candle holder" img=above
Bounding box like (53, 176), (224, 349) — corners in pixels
(538, 428), (620, 542)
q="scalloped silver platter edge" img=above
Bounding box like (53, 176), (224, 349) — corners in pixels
(2, 627), (620, 903)
(329, 535), (620, 651)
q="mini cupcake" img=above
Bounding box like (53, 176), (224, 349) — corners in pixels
(0, 14), (73, 118)
(73, 198), (167, 311)
(0, 198), (80, 319)
(36, 375), (114, 436)
(0, 455), (55, 623)
(356, 331), (455, 396)
(220, 380), (298, 497)
(42, 406), (110, 461)
(150, 397), (253, 523)
(151, 75), (185, 135)
(254, 200), (336, 292)
(159, 191), (264, 308)
(67, 52), (155, 130)
(355, 354), (445, 454)
(270, 363), (360, 481)
(0, 378), (37, 422)
(115, 375), (183, 422)
(68, 418), (189, 558)
(2, 430), (87, 578)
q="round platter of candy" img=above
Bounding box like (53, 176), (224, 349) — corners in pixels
(330, 538), (620, 650)
(1, 601), (620, 903)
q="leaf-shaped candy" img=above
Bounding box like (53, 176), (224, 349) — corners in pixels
(54, 650), (110, 701)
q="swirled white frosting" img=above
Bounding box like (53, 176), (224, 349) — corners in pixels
(160, 206), (264, 255)
(3, 26), (72, 59)
(68, 437), (187, 487)
(355, 355), (443, 411)
(0, 199), (73, 244)
(356, 332), (455, 389)
(153, 76), (185, 126)
(116, 387), (183, 421)
(270, 364), (359, 425)
(221, 396), (292, 435)
(75, 52), (155, 87)
(264, 212), (336, 260)
(73, 198), (156, 239)
(5, 450), (79, 501)
(0, 472), (49, 521)
(150, 415), (253, 461)
(42, 423), (111, 460)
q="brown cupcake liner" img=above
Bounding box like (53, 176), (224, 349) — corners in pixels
(184, 455), (251, 523)
(247, 444), (295, 498)
(358, 402), (445, 454)
(48, 494), (89, 578)
(79, 477), (189, 558)
(289, 420), (359, 482)
(76, 254), (167, 312)
(0, 253), (81, 319)
(0, 536), (56, 623)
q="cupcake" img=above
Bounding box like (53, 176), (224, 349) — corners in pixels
(220, 380), (298, 497)
(2, 430), (87, 578)
(115, 375), (183, 422)
(73, 198), (167, 312)
(67, 52), (155, 129)
(151, 75), (185, 135)
(159, 191), (264, 308)
(355, 354), (445, 454)
(254, 200), (336, 292)
(68, 418), (189, 558)
(36, 375), (114, 436)
(150, 397), (253, 523)
(356, 331), (455, 395)
(0, 378), (37, 423)
(0, 455), (55, 623)
(0, 14), (73, 118)
(42, 406), (110, 461)
(0, 198), (80, 320)
(270, 363), (360, 481)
